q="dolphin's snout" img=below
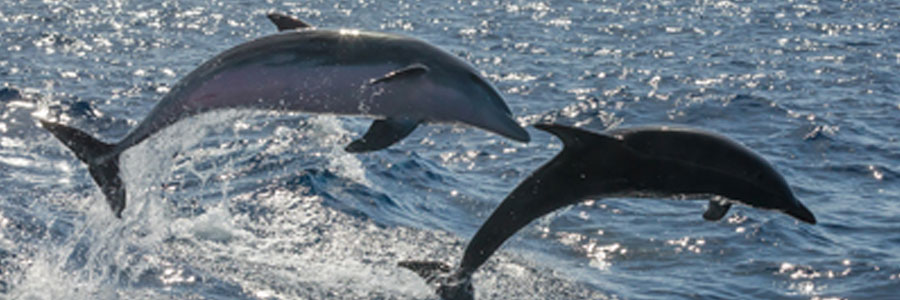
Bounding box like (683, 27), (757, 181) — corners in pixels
(485, 108), (529, 142)
(786, 200), (817, 224)
(464, 106), (530, 143)
(504, 123), (530, 142)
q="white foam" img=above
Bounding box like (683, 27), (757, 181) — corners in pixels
(176, 201), (245, 243)
(302, 115), (372, 187)
(10, 109), (604, 299)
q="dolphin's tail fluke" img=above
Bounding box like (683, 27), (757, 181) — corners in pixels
(398, 261), (474, 300)
(40, 120), (125, 218)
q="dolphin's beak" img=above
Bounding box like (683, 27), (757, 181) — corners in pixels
(503, 123), (530, 142)
(785, 200), (817, 224)
(490, 113), (530, 143)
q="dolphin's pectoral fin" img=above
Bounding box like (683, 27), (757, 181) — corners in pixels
(703, 200), (732, 221)
(345, 118), (420, 152)
(266, 12), (314, 31)
(369, 64), (430, 85)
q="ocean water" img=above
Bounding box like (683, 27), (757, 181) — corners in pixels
(1, 0), (898, 299)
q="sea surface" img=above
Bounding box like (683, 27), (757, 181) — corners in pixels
(1, 0), (898, 299)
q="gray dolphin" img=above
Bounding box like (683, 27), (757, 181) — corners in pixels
(39, 13), (530, 218)
(399, 123), (815, 300)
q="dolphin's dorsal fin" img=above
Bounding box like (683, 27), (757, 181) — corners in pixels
(267, 12), (313, 31)
(702, 199), (732, 221)
(533, 123), (622, 153)
(369, 64), (429, 85)
(345, 118), (420, 152)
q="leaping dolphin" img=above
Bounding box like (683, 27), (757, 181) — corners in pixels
(39, 13), (530, 218)
(399, 123), (816, 300)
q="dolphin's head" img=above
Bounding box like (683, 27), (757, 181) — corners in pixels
(609, 127), (817, 224)
(363, 34), (530, 143)
(433, 68), (530, 143)
(695, 162), (816, 225)
(723, 149), (816, 224)
(740, 168), (817, 224)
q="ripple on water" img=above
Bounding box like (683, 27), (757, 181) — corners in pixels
(2, 0), (900, 299)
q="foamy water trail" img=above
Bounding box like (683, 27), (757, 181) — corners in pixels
(10, 108), (607, 299)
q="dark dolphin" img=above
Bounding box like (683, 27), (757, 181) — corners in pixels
(400, 123), (815, 300)
(39, 13), (530, 218)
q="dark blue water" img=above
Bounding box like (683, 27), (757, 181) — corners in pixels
(2, 1), (898, 299)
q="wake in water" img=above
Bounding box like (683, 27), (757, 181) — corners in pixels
(6, 110), (605, 299)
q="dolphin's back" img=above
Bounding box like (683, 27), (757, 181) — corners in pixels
(611, 127), (793, 199)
